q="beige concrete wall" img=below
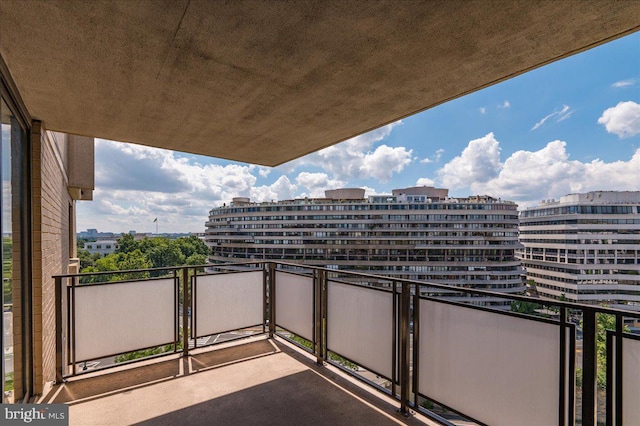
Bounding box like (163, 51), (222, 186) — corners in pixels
(31, 122), (73, 394)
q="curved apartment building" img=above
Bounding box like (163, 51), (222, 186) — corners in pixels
(205, 187), (524, 308)
(519, 191), (640, 310)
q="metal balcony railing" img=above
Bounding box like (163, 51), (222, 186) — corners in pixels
(53, 261), (640, 426)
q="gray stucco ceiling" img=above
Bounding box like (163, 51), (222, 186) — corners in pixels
(1, 1), (639, 166)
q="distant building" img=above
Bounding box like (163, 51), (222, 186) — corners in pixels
(205, 187), (524, 308)
(519, 191), (640, 310)
(77, 229), (115, 239)
(84, 239), (119, 256)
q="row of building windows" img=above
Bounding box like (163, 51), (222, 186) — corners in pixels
(520, 205), (636, 217)
(211, 202), (518, 215)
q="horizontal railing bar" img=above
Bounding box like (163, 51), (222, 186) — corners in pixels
(276, 261), (640, 318)
(63, 350), (180, 379)
(68, 275), (176, 288)
(69, 340), (178, 365)
(190, 330), (267, 352)
(416, 391), (490, 426)
(52, 261), (265, 279)
(56, 260), (640, 318)
(192, 324), (265, 341)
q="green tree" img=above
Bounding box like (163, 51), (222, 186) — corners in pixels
(576, 313), (630, 390)
(115, 233), (138, 254)
(186, 253), (207, 266)
(78, 249), (95, 271)
(80, 250), (151, 282)
(510, 300), (541, 315)
(172, 235), (209, 258)
(148, 242), (185, 269)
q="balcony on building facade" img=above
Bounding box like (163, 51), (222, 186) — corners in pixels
(50, 261), (640, 426)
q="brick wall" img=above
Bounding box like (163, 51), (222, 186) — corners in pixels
(31, 122), (73, 394)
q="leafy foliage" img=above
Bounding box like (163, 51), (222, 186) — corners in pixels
(510, 300), (541, 315)
(80, 235), (210, 280)
(576, 313), (630, 390)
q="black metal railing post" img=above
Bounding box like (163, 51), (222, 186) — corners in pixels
(559, 307), (566, 426)
(399, 281), (411, 416)
(268, 262), (276, 338)
(315, 269), (324, 365)
(582, 309), (597, 425)
(615, 314), (623, 426)
(55, 276), (63, 383)
(182, 266), (189, 357)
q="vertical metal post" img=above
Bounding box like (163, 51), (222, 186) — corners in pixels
(606, 331), (613, 426)
(173, 269), (178, 353)
(55, 276), (63, 383)
(268, 263), (276, 338)
(615, 315), (623, 426)
(262, 263), (267, 334)
(582, 309), (597, 425)
(559, 307), (566, 426)
(182, 267), (189, 357)
(412, 287), (420, 407)
(399, 282), (411, 416)
(71, 277), (76, 376)
(392, 281), (397, 398)
(321, 268), (328, 360)
(315, 269), (324, 365)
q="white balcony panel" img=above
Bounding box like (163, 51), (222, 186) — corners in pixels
(419, 300), (560, 426)
(75, 279), (175, 361)
(195, 271), (263, 338)
(275, 271), (314, 341)
(623, 336), (640, 425)
(327, 281), (393, 378)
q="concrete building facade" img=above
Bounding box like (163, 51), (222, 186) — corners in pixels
(206, 187), (524, 308)
(519, 191), (640, 310)
(83, 240), (119, 257)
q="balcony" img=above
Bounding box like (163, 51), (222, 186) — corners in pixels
(51, 262), (640, 425)
(45, 337), (433, 426)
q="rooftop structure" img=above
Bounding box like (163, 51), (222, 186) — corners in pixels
(519, 191), (640, 310)
(206, 187), (524, 308)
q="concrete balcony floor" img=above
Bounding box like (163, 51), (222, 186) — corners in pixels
(42, 336), (438, 426)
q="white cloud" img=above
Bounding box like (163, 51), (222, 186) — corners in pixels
(295, 172), (345, 197)
(251, 175), (297, 202)
(437, 137), (640, 208)
(416, 177), (435, 187)
(531, 105), (572, 130)
(80, 139), (268, 233)
(438, 133), (502, 189)
(479, 107), (487, 114)
(598, 101), (640, 138)
(258, 167), (271, 178)
(612, 79), (636, 88)
(498, 100), (510, 109)
(421, 148), (445, 164)
(279, 121), (411, 182)
(359, 145), (413, 182)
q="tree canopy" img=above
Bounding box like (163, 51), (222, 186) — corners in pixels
(80, 235), (209, 281)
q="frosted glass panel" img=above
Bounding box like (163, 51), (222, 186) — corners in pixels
(623, 336), (640, 425)
(195, 271), (263, 337)
(327, 281), (393, 378)
(74, 279), (175, 361)
(275, 271), (314, 341)
(419, 300), (561, 426)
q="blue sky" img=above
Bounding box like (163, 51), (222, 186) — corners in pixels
(78, 33), (640, 233)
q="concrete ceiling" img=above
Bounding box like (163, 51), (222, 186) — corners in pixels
(1, 1), (639, 166)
